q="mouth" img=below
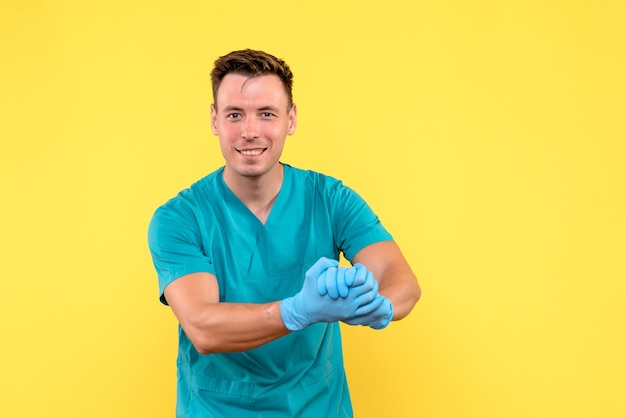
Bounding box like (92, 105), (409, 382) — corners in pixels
(237, 148), (266, 157)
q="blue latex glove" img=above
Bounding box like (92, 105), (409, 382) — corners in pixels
(343, 295), (393, 330)
(317, 264), (367, 299)
(321, 263), (392, 330)
(280, 257), (381, 331)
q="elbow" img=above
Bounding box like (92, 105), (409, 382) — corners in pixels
(393, 280), (421, 321)
(409, 280), (422, 310)
(183, 316), (220, 355)
(188, 332), (219, 355)
(194, 344), (213, 356)
(412, 281), (422, 305)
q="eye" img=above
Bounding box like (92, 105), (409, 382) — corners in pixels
(227, 113), (241, 120)
(261, 112), (274, 118)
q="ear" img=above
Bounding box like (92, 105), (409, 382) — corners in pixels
(287, 103), (297, 136)
(210, 104), (219, 135)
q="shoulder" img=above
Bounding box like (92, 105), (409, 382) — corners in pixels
(283, 163), (344, 193)
(150, 167), (224, 230)
(283, 164), (372, 222)
(155, 168), (223, 212)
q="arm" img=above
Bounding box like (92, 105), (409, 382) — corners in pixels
(164, 258), (381, 354)
(352, 240), (421, 320)
(163, 272), (290, 355)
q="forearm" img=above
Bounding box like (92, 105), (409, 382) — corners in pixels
(182, 300), (290, 355)
(378, 268), (421, 320)
(352, 241), (421, 321)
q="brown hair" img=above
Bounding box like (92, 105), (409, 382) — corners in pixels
(210, 49), (294, 110)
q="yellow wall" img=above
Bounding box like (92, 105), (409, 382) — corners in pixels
(1, 1), (625, 417)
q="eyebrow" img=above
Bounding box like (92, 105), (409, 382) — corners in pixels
(222, 105), (281, 113)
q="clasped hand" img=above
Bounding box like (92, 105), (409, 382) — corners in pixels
(280, 257), (393, 331)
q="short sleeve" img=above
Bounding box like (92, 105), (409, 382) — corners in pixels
(148, 198), (214, 305)
(327, 180), (394, 262)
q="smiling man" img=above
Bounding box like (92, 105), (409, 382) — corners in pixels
(148, 49), (421, 417)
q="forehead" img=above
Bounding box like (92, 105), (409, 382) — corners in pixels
(215, 73), (288, 109)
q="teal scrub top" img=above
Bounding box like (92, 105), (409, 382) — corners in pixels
(148, 164), (393, 417)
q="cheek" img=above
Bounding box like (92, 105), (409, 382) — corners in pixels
(268, 123), (290, 138)
(218, 130), (237, 150)
(217, 123), (239, 138)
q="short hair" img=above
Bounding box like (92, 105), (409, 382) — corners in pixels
(210, 49), (294, 110)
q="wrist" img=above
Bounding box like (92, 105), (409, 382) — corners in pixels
(371, 297), (393, 330)
(280, 297), (309, 331)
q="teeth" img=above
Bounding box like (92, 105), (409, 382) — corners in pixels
(240, 149), (263, 156)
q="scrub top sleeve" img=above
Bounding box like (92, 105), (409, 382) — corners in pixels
(148, 201), (214, 305)
(330, 181), (394, 262)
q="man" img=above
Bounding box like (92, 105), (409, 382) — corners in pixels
(148, 49), (421, 417)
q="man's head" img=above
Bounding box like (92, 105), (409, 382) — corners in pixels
(209, 50), (297, 183)
(210, 49), (294, 111)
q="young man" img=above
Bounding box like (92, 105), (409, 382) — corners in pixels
(148, 49), (421, 417)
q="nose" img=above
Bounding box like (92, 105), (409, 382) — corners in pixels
(241, 117), (260, 140)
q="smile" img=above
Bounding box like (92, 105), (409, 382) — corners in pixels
(238, 148), (265, 156)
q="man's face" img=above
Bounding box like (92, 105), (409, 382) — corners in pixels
(211, 73), (297, 181)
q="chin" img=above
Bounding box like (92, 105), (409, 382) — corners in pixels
(233, 166), (268, 178)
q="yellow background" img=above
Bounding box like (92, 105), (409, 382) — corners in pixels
(1, 1), (625, 417)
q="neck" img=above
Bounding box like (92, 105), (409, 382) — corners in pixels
(223, 164), (284, 223)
